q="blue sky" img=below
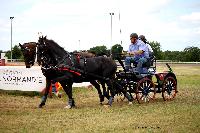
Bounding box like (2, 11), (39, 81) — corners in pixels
(0, 0), (200, 52)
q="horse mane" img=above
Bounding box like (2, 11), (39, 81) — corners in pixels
(45, 39), (68, 57)
(72, 51), (96, 58)
(23, 42), (37, 46)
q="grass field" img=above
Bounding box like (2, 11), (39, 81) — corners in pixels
(0, 64), (200, 133)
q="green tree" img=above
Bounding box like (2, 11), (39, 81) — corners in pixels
(183, 46), (200, 62)
(88, 45), (108, 56)
(5, 45), (23, 59)
(148, 41), (162, 59)
(5, 51), (11, 59)
(162, 51), (183, 61)
(12, 45), (23, 59)
(111, 44), (123, 59)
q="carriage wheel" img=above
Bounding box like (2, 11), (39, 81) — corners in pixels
(162, 76), (177, 101)
(136, 78), (156, 104)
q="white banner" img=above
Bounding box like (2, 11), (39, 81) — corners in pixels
(0, 66), (46, 91)
(0, 66), (91, 92)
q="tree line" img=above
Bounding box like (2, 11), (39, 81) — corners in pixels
(89, 41), (200, 62)
(0, 42), (200, 62)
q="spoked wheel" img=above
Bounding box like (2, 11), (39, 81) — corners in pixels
(162, 76), (177, 101)
(136, 77), (156, 104)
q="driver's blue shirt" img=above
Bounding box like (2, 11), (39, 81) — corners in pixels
(128, 39), (149, 58)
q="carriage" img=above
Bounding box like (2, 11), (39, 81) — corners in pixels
(114, 54), (178, 104)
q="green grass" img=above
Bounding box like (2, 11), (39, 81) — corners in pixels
(0, 64), (200, 133)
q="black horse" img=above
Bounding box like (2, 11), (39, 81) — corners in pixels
(19, 42), (111, 104)
(20, 36), (117, 108)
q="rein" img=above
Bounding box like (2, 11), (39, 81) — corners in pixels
(40, 54), (108, 80)
(58, 67), (81, 76)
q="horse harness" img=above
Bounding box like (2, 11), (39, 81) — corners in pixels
(58, 53), (88, 76)
(37, 39), (108, 81)
(40, 50), (87, 77)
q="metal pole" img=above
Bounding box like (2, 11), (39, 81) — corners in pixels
(109, 13), (114, 56)
(10, 17), (14, 62)
(78, 40), (80, 51)
(119, 11), (122, 45)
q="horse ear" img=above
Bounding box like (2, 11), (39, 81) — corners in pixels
(38, 32), (43, 38)
(19, 43), (22, 48)
(44, 36), (47, 40)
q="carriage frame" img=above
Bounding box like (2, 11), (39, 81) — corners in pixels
(114, 55), (178, 104)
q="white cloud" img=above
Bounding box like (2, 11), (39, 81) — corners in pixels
(0, 0), (199, 52)
(180, 12), (200, 23)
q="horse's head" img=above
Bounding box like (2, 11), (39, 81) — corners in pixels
(19, 42), (37, 68)
(37, 36), (76, 70)
(36, 36), (51, 67)
(37, 36), (61, 67)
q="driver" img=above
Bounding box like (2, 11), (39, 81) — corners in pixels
(125, 33), (150, 73)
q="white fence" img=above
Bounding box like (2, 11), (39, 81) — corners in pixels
(0, 66), (91, 92)
(115, 60), (200, 68)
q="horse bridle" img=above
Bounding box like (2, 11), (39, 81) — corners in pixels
(22, 45), (37, 66)
(38, 37), (76, 69)
(36, 43), (53, 70)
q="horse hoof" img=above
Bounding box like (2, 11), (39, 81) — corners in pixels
(103, 104), (111, 108)
(64, 105), (72, 109)
(57, 93), (62, 98)
(100, 99), (104, 103)
(128, 102), (133, 105)
(99, 95), (104, 103)
(38, 103), (45, 108)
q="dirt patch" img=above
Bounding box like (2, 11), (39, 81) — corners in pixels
(5, 62), (39, 66)
(5, 62), (25, 66)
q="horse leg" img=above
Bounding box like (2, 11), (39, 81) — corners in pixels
(100, 81), (110, 100)
(106, 79), (115, 106)
(39, 78), (51, 108)
(114, 81), (133, 104)
(90, 80), (104, 104)
(60, 81), (75, 109)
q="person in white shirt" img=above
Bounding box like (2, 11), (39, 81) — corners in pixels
(139, 35), (153, 56)
(125, 33), (150, 73)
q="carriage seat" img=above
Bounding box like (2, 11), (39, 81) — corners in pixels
(143, 54), (155, 67)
